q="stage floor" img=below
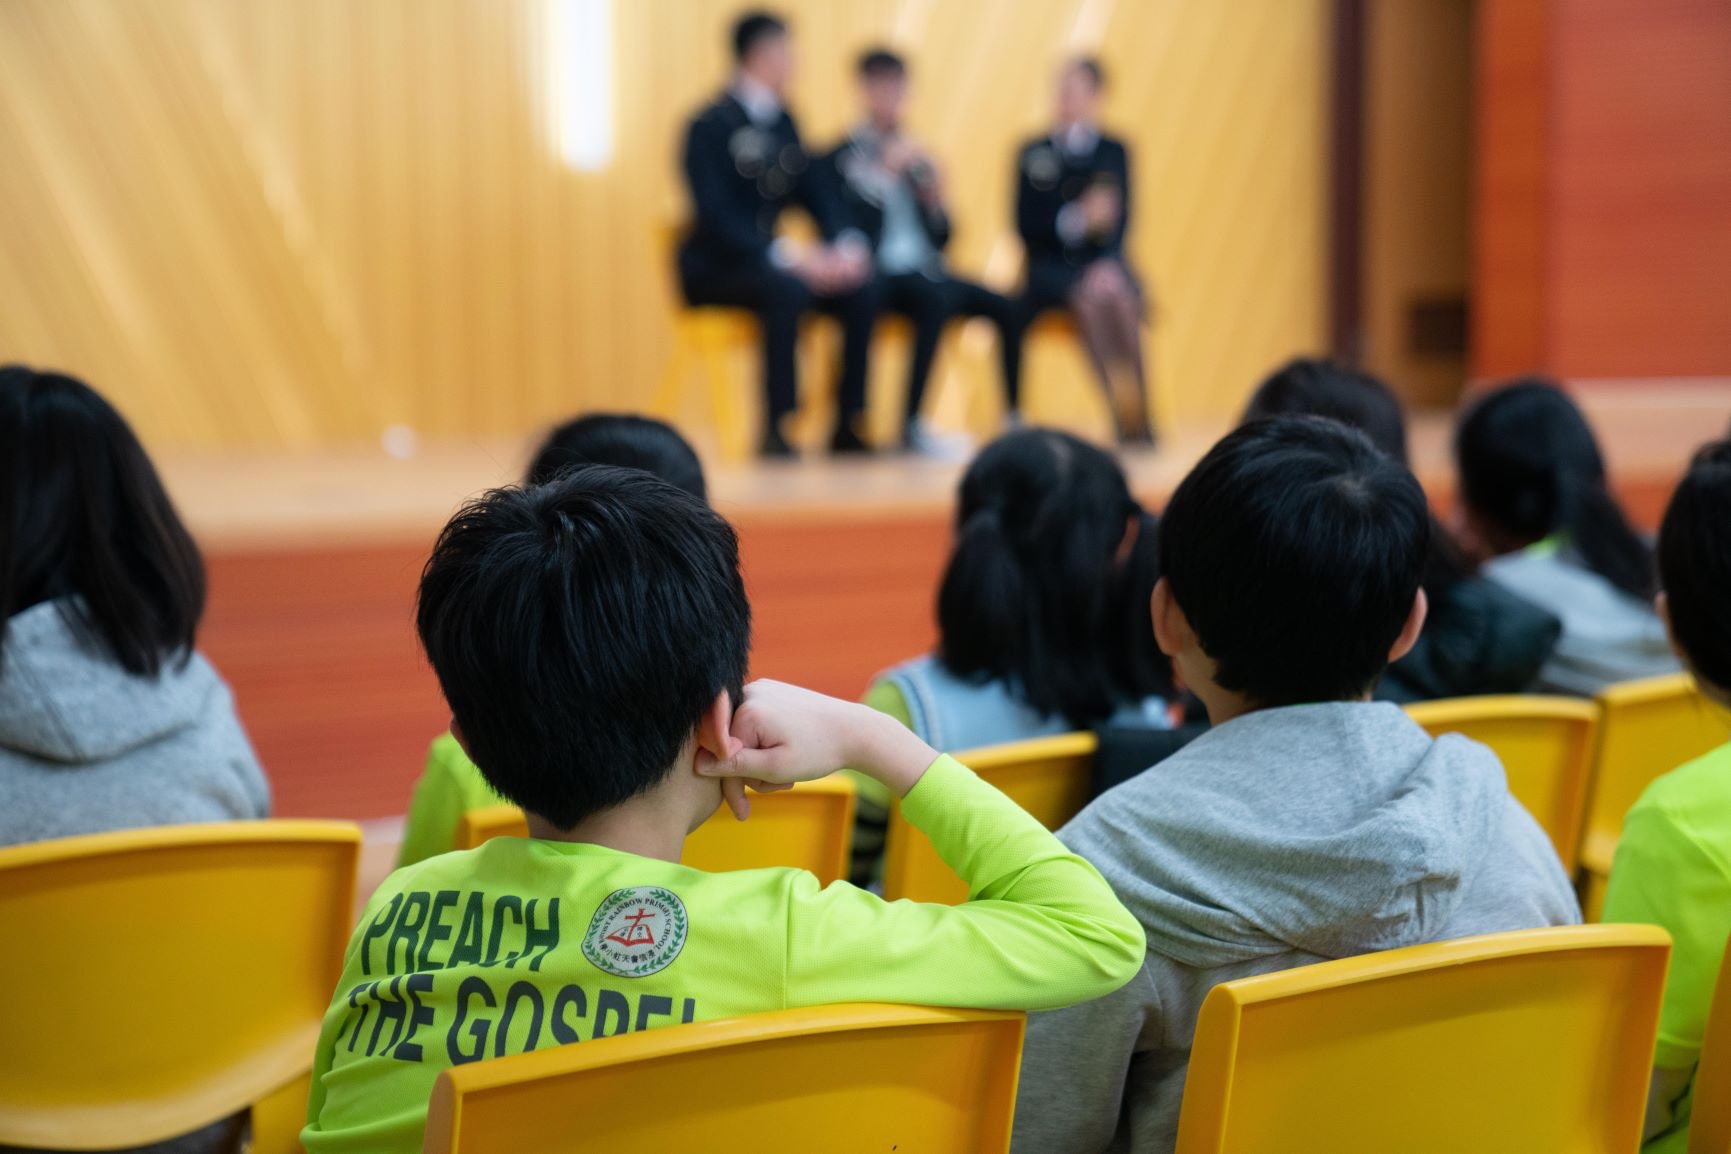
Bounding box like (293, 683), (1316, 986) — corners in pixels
(162, 384), (1729, 832)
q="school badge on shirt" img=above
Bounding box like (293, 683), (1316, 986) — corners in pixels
(582, 886), (688, 978)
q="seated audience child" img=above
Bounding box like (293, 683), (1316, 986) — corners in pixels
(1454, 379), (1677, 694)
(0, 366), (267, 850)
(1603, 439), (1731, 1153)
(303, 467), (1144, 1154)
(853, 427), (1175, 883)
(1242, 358), (1561, 700)
(397, 413), (707, 866)
(1011, 418), (1580, 1154)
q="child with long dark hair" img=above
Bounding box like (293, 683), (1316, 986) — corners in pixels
(1454, 379), (1677, 693)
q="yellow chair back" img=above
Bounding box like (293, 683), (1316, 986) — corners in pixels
(454, 777), (856, 884)
(1404, 695), (1599, 869)
(422, 1003), (1024, 1154)
(1175, 924), (1670, 1154)
(882, 732), (1096, 904)
(0, 821), (360, 1152)
(1691, 931), (1731, 1154)
(1583, 673), (1729, 875)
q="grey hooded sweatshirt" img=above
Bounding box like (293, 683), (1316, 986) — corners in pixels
(0, 599), (269, 847)
(1011, 702), (1580, 1154)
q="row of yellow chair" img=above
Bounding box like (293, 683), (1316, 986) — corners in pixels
(421, 922), (1731, 1154)
(4, 825), (1727, 1149)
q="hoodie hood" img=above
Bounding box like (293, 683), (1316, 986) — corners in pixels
(0, 599), (220, 764)
(1061, 702), (1513, 968)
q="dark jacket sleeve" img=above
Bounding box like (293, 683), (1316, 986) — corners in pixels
(790, 116), (849, 242)
(922, 190), (953, 252)
(1016, 144), (1063, 252)
(683, 112), (770, 262)
(1101, 139), (1130, 257)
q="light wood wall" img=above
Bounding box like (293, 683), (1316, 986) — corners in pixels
(0, 0), (1329, 450)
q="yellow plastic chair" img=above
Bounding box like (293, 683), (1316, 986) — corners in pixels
(1689, 930), (1731, 1154)
(1175, 924), (1671, 1154)
(454, 777), (856, 884)
(1404, 696), (1599, 870)
(1580, 673), (1730, 919)
(882, 732), (1096, 904)
(422, 1003), (1024, 1154)
(648, 219), (758, 461)
(0, 821), (361, 1153)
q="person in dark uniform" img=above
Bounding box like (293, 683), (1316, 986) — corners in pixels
(815, 49), (1016, 457)
(678, 11), (878, 457)
(1012, 58), (1154, 444)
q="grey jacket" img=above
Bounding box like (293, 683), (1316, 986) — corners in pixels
(1011, 702), (1580, 1153)
(0, 599), (269, 847)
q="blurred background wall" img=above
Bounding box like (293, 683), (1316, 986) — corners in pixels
(0, 0), (1329, 450)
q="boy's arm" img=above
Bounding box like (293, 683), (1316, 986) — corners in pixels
(780, 755), (1144, 1010)
(709, 681), (1145, 1011)
(1011, 963), (1161, 1154)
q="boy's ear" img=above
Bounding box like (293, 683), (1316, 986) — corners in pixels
(1150, 577), (1190, 659)
(1387, 587), (1429, 664)
(694, 688), (737, 763)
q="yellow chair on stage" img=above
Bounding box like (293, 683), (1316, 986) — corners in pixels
(1174, 924), (1671, 1154)
(648, 220), (758, 461)
(881, 731), (1096, 905)
(1579, 673), (1729, 920)
(0, 821), (361, 1154)
(422, 1003), (1024, 1154)
(1404, 695), (1599, 870)
(454, 776), (856, 884)
(1691, 931), (1731, 1154)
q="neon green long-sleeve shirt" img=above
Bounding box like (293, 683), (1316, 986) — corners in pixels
(303, 754), (1145, 1154)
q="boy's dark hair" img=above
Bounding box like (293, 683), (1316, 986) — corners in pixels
(1659, 439), (1731, 692)
(939, 428), (1172, 726)
(1069, 57), (1106, 90)
(0, 366), (205, 677)
(732, 11), (787, 63)
(1159, 417), (1431, 706)
(1242, 358), (1408, 463)
(528, 413), (706, 500)
(416, 467), (750, 829)
(857, 48), (906, 77)
(1456, 378), (1653, 599)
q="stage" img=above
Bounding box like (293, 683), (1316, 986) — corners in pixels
(165, 384), (1728, 845)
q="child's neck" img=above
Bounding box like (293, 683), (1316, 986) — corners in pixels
(526, 789), (697, 864)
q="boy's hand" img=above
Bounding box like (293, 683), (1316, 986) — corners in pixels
(703, 679), (938, 799)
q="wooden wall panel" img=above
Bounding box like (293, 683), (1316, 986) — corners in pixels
(0, 0), (1329, 449)
(1549, 0), (1731, 378)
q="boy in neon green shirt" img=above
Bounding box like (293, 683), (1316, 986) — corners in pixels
(304, 467), (1145, 1153)
(1603, 438), (1731, 1153)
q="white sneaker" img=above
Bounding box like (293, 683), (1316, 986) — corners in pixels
(904, 418), (973, 462)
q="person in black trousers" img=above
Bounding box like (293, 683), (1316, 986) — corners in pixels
(1012, 58), (1154, 444)
(678, 11), (878, 457)
(815, 49), (1016, 456)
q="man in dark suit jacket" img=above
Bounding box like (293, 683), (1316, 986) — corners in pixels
(815, 49), (1015, 456)
(1012, 58), (1153, 444)
(679, 11), (878, 457)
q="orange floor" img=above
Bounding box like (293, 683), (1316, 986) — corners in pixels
(174, 386), (1729, 821)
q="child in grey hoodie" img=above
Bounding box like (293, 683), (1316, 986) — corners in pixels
(1011, 418), (1580, 1154)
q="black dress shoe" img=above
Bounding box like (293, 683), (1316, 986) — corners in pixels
(759, 425), (797, 459)
(829, 423), (874, 455)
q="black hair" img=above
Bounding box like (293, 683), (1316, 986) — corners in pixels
(857, 48), (906, 77)
(416, 467), (750, 829)
(1242, 358), (1409, 463)
(938, 428), (1170, 726)
(1069, 57), (1106, 90)
(1159, 417), (1431, 706)
(1658, 439), (1731, 692)
(0, 366), (205, 677)
(1242, 357), (1472, 589)
(528, 413), (706, 500)
(1456, 379), (1654, 599)
(732, 11), (787, 63)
